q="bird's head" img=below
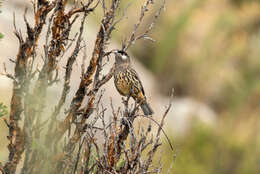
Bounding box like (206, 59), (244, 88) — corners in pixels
(113, 50), (130, 65)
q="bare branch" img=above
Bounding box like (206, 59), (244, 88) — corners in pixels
(3, 0), (170, 173)
(143, 100), (172, 171)
(0, 63), (16, 82)
(46, 9), (88, 139)
(122, 0), (166, 50)
(54, 0), (121, 144)
(13, 13), (24, 44)
(67, 0), (99, 18)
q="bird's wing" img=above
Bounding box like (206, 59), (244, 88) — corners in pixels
(127, 68), (145, 96)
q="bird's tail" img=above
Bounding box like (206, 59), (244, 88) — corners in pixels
(140, 101), (154, 116)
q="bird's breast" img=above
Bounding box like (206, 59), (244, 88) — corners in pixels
(114, 71), (131, 96)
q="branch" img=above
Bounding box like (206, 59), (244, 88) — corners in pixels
(143, 99), (172, 171)
(0, 63), (16, 82)
(4, 1), (55, 174)
(67, 0), (99, 18)
(46, 8), (88, 143)
(122, 0), (166, 50)
(94, 64), (115, 92)
(54, 0), (121, 144)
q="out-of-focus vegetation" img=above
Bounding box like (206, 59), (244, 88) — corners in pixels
(0, 1), (3, 39)
(0, 1), (170, 173)
(0, 103), (8, 118)
(111, 0), (260, 173)
(1, 0), (260, 173)
(132, 0), (260, 112)
(162, 118), (260, 174)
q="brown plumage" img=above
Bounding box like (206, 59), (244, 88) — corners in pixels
(113, 50), (153, 115)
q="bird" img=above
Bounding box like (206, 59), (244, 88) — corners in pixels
(113, 50), (153, 115)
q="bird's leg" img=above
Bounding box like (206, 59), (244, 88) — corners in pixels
(130, 101), (140, 117)
(122, 86), (133, 106)
(126, 93), (131, 103)
(122, 86), (135, 118)
(122, 96), (129, 106)
(122, 94), (131, 117)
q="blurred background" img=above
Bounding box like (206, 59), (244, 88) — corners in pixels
(118, 0), (260, 173)
(1, 0), (260, 173)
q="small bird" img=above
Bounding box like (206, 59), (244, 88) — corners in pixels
(113, 50), (153, 115)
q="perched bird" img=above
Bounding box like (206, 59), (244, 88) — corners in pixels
(113, 50), (153, 115)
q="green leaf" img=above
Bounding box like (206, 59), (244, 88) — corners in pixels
(0, 33), (3, 39)
(0, 102), (8, 117)
(116, 159), (126, 170)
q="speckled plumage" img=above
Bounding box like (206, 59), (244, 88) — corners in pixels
(114, 68), (145, 102)
(113, 50), (153, 115)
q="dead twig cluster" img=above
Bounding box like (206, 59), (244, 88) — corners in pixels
(0, 0), (172, 174)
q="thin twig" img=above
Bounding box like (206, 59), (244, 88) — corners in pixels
(122, 0), (166, 50)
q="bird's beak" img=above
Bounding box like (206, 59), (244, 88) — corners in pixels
(113, 50), (121, 57)
(113, 50), (119, 54)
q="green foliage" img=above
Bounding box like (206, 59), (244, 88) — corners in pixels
(152, 0), (205, 74)
(116, 159), (126, 170)
(130, 0), (260, 115)
(0, 102), (8, 117)
(231, 0), (259, 7)
(163, 121), (260, 174)
(120, 1), (260, 172)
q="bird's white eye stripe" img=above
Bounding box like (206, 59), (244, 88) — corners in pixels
(122, 55), (127, 60)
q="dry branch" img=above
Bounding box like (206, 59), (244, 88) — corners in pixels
(1, 0), (172, 174)
(4, 1), (55, 174)
(54, 0), (121, 145)
(123, 0), (166, 51)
